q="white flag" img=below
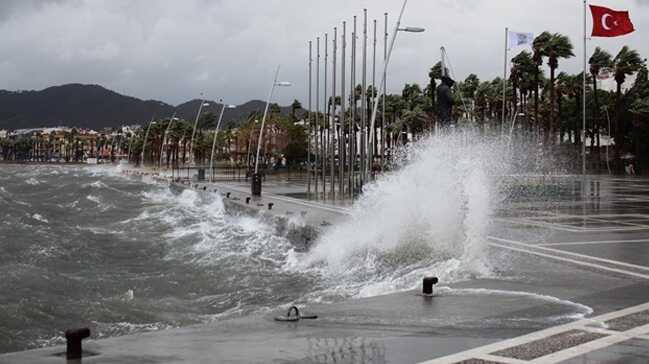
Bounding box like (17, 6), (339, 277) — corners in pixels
(508, 31), (534, 48)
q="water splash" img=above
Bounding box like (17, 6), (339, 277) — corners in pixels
(296, 130), (510, 298)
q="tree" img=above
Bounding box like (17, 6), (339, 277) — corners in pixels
(290, 99), (302, 122)
(589, 47), (614, 149)
(545, 33), (574, 141)
(534, 31), (574, 142)
(532, 32), (551, 130)
(613, 46), (645, 154)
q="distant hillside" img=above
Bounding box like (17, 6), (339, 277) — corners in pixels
(0, 84), (292, 130)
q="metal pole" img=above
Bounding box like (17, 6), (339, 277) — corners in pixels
(140, 115), (156, 167)
(370, 18), (377, 179)
(323, 33), (329, 199)
(331, 26), (337, 200)
(340, 21), (347, 198)
(209, 101), (229, 182)
(361, 9), (368, 186)
(160, 112), (177, 168)
(254, 66), (280, 174)
(582, 0), (587, 176)
(188, 94), (205, 165)
(382, 12), (388, 170)
(502, 27), (508, 132)
(308, 41), (313, 194)
(350, 16), (357, 197)
(315, 37), (320, 196)
(368, 0), (408, 173)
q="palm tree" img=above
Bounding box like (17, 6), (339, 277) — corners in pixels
(290, 100), (302, 122)
(511, 51), (536, 128)
(589, 47), (614, 150)
(613, 46), (644, 154)
(427, 62), (443, 106)
(532, 32), (551, 132)
(545, 33), (574, 142)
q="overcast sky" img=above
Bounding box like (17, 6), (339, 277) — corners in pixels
(1, 0), (648, 106)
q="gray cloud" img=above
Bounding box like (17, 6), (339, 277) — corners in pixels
(0, 0), (647, 107)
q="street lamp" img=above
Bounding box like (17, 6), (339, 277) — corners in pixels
(366, 0), (424, 181)
(252, 66), (291, 196)
(188, 96), (210, 165)
(209, 101), (237, 182)
(160, 114), (179, 168)
(398, 26), (424, 33)
(140, 118), (156, 167)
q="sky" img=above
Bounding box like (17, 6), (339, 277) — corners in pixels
(1, 0), (648, 106)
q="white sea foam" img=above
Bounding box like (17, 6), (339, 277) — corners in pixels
(290, 131), (509, 299)
(436, 286), (593, 321)
(25, 177), (40, 185)
(31, 214), (49, 223)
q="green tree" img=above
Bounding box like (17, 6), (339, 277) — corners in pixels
(589, 47), (614, 148)
(613, 46), (645, 154)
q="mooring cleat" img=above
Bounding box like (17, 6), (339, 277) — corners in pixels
(65, 327), (90, 359)
(422, 277), (439, 296)
(274, 306), (318, 322)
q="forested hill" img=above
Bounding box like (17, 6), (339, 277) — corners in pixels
(0, 84), (291, 130)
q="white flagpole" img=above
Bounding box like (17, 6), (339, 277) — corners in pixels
(502, 27), (509, 133)
(582, 0), (587, 176)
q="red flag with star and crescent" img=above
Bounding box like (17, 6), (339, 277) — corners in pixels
(590, 5), (635, 37)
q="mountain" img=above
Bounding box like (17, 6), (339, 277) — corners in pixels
(0, 84), (293, 130)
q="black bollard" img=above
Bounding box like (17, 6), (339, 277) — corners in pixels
(246, 197), (251, 204)
(65, 328), (90, 359)
(422, 277), (439, 296)
(251, 173), (262, 196)
(268, 203), (274, 210)
(226, 192), (231, 198)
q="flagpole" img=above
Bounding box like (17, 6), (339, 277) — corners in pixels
(582, 0), (587, 176)
(502, 27), (508, 133)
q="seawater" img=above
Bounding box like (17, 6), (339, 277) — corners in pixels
(0, 131), (591, 353)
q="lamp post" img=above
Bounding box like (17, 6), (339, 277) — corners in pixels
(252, 66), (291, 196)
(366, 0), (424, 181)
(209, 101), (236, 182)
(140, 117), (156, 167)
(160, 113), (178, 168)
(188, 96), (210, 165)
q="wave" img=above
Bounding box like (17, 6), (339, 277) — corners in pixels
(286, 131), (509, 300)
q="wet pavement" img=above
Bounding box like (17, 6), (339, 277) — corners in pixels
(3, 174), (649, 363)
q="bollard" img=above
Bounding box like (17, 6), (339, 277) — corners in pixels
(268, 203), (274, 210)
(65, 328), (90, 360)
(246, 197), (251, 204)
(422, 277), (439, 296)
(251, 173), (262, 196)
(226, 192), (231, 198)
(203, 186), (207, 191)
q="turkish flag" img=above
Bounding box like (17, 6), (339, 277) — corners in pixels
(590, 5), (635, 37)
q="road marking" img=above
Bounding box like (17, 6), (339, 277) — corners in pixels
(494, 218), (649, 233)
(474, 354), (529, 363)
(420, 302), (649, 364)
(532, 322), (649, 363)
(489, 236), (649, 273)
(539, 239), (649, 247)
(488, 242), (649, 280)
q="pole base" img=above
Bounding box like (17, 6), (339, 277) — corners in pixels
(251, 173), (262, 196)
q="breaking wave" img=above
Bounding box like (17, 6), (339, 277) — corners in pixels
(289, 130), (510, 299)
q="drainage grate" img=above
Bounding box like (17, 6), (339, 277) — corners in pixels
(453, 359), (507, 364)
(605, 310), (649, 332)
(492, 329), (607, 361)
